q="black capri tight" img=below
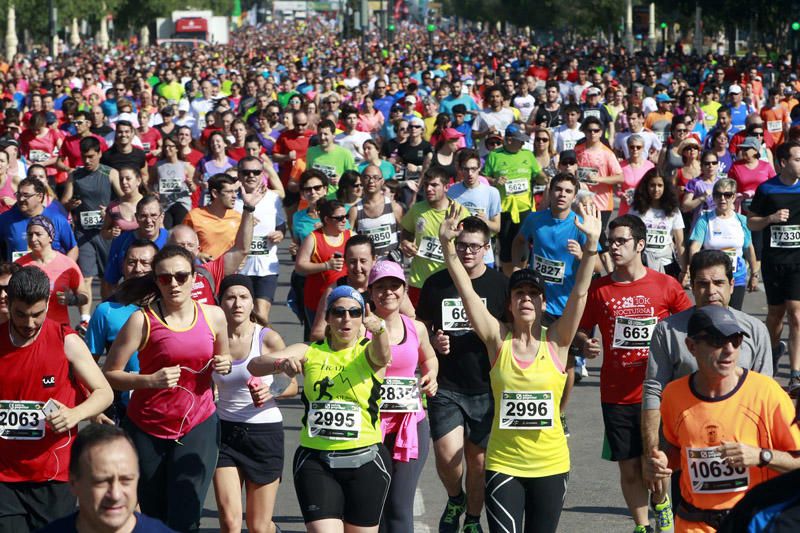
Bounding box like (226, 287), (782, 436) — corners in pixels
(485, 470), (569, 533)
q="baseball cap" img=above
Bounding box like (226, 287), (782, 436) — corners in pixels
(728, 84), (743, 94)
(409, 116), (425, 128)
(44, 111), (57, 125)
(655, 93), (674, 103)
(368, 260), (406, 286)
(687, 306), (749, 339)
(442, 128), (464, 141)
(737, 136), (761, 152)
(404, 95), (417, 104)
(508, 269), (545, 293)
(586, 86), (602, 97)
(559, 149), (578, 164)
(505, 124), (530, 143)
(326, 285), (366, 314)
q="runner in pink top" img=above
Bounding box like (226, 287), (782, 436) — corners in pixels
(102, 245), (232, 532)
(368, 259), (439, 533)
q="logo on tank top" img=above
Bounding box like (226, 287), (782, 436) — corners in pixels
(314, 377), (335, 401)
(42, 375), (55, 388)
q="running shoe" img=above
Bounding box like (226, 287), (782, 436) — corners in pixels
(75, 320), (89, 338)
(561, 413), (570, 437)
(439, 494), (466, 533)
(462, 519), (483, 533)
(580, 365), (590, 378)
(653, 494), (674, 532)
(633, 526), (654, 533)
(789, 376), (800, 398)
(773, 340), (787, 375)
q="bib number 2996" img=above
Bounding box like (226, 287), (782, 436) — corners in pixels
(499, 391), (554, 430)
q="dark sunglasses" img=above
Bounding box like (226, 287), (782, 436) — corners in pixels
(302, 184), (325, 193)
(0, 284), (7, 293)
(239, 169), (261, 176)
(713, 191), (736, 199)
(691, 332), (744, 349)
(702, 161), (719, 166)
(585, 128), (602, 133)
(155, 271), (192, 285)
(329, 306), (363, 318)
(328, 214), (348, 222)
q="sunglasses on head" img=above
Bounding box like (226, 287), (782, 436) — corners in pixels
(155, 271), (192, 285)
(329, 306), (363, 318)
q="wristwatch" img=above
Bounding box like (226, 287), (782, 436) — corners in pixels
(758, 448), (774, 467)
(242, 204), (256, 213)
(373, 319), (387, 335)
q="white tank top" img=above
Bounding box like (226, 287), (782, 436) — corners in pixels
(213, 324), (283, 424)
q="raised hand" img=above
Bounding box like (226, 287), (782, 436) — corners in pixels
(438, 202), (463, 243)
(574, 201), (602, 243)
(362, 305), (385, 335)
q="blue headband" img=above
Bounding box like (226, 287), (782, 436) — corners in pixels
(326, 285), (365, 314)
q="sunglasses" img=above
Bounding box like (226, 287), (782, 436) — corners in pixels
(691, 332), (744, 349)
(155, 271), (192, 285)
(702, 161), (719, 166)
(535, 137), (549, 142)
(0, 284), (7, 293)
(328, 214), (348, 222)
(674, 128), (688, 133)
(585, 128), (602, 133)
(295, 123), (308, 128)
(629, 145), (644, 151)
(351, 183), (363, 188)
(302, 184), (325, 193)
(713, 191), (736, 199)
(329, 306), (363, 318)
(239, 169), (261, 176)
(363, 174), (383, 181)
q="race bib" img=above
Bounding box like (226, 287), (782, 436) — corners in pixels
(249, 235), (272, 256)
(0, 400), (46, 440)
(505, 179), (530, 195)
(646, 228), (669, 250)
(770, 225), (800, 248)
(312, 163), (338, 182)
(417, 236), (444, 263)
(577, 167), (598, 182)
(562, 139), (577, 150)
(364, 224), (393, 247)
(583, 109), (601, 120)
(28, 150), (50, 163)
(380, 377), (420, 413)
(441, 297), (487, 331)
(723, 248), (738, 273)
(499, 391), (555, 430)
(307, 401), (361, 440)
(532, 255), (565, 284)
(612, 316), (657, 349)
(11, 249), (29, 262)
(655, 130), (668, 143)
(160, 176), (183, 193)
(767, 120), (783, 133)
(687, 447), (749, 494)
(142, 142), (151, 153)
(532, 184), (547, 195)
(79, 210), (103, 230)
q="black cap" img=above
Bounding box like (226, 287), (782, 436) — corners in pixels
(687, 306), (750, 338)
(560, 149), (578, 164)
(217, 274), (254, 305)
(452, 103), (467, 114)
(509, 269), (546, 293)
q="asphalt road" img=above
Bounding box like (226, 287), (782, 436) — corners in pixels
(79, 240), (779, 532)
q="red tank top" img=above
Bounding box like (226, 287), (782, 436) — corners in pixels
(0, 320), (78, 482)
(303, 229), (351, 309)
(127, 302), (217, 439)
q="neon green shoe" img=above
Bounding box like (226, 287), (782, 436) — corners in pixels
(653, 494), (675, 533)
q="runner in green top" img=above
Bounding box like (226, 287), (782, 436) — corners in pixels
(483, 124), (543, 275)
(248, 285), (393, 530)
(305, 119), (356, 192)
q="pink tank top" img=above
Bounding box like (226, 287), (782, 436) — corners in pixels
(0, 175), (14, 214)
(127, 302), (217, 439)
(377, 315), (426, 461)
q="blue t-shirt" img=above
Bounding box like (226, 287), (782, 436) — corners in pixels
(36, 511), (175, 532)
(455, 122), (474, 148)
(104, 229), (169, 285)
(86, 299), (140, 405)
(292, 209), (321, 243)
(358, 160), (396, 181)
(689, 211), (751, 287)
(447, 182), (501, 266)
(0, 204), (77, 260)
(374, 95), (397, 121)
(439, 95), (479, 122)
(519, 209), (596, 315)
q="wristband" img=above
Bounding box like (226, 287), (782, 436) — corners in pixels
(243, 204), (256, 213)
(272, 358), (285, 373)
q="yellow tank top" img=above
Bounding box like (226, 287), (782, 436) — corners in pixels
(300, 337), (383, 451)
(486, 329), (570, 477)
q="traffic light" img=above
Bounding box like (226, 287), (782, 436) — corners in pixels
(388, 23), (396, 31)
(387, 22), (395, 43)
(660, 22), (667, 29)
(427, 23), (436, 32)
(793, 21), (800, 31)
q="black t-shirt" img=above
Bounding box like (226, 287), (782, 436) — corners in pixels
(397, 140), (433, 167)
(100, 145), (147, 171)
(533, 105), (564, 129)
(91, 125), (114, 138)
(417, 267), (509, 394)
(749, 176), (800, 266)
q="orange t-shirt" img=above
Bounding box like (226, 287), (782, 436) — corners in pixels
(760, 106), (789, 145)
(183, 207), (242, 260)
(662, 370), (800, 533)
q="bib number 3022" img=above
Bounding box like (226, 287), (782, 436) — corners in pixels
(499, 391), (554, 430)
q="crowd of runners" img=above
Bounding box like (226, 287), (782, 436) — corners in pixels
(4, 16), (800, 533)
